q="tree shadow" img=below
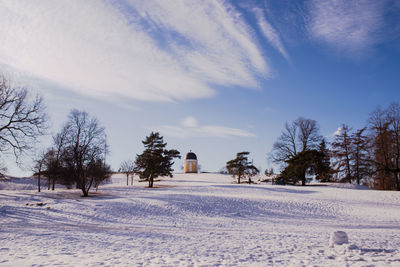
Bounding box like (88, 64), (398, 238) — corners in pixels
(212, 185), (317, 194)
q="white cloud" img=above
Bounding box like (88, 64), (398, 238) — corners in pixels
(0, 0), (270, 102)
(158, 117), (255, 139)
(307, 0), (386, 56)
(181, 116), (198, 128)
(253, 8), (289, 60)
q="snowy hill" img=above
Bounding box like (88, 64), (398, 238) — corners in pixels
(1, 173), (400, 266)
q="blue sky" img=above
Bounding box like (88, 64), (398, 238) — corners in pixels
(1, 0), (400, 176)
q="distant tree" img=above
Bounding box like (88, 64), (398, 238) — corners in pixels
(351, 128), (370, 185)
(53, 110), (109, 196)
(44, 129), (71, 190)
(368, 103), (400, 190)
(0, 160), (6, 179)
(120, 160), (135, 186)
(0, 75), (47, 163)
(33, 150), (47, 192)
(271, 117), (322, 164)
(331, 124), (353, 183)
(315, 139), (332, 182)
(226, 152), (259, 184)
(271, 117), (322, 185)
(87, 159), (112, 189)
(134, 132), (180, 188)
(219, 167), (228, 174)
(279, 149), (323, 185)
(271, 121), (298, 163)
(264, 167), (274, 176)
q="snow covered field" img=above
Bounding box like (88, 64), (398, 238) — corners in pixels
(1, 173), (400, 266)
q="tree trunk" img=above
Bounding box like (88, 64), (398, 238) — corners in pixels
(149, 176), (153, 188)
(131, 175), (134, 186)
(301, 169), (306, 186)
(126, 174), (129, 186)
(38, 174), (41, 192)
(52, 177), (55, 190)
(395, 172), (400, 191)
(82, 188), (89, 197)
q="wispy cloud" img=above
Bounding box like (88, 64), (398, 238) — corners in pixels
(253, 8), (289, 60)
(0, 1), (270, 102)
(157, 116), (256, 139)
(307, 0), (387, 56)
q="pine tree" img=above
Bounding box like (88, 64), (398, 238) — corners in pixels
(226, 152), (259, 184)
(279, 149), (321, 185)
(134, 132), (180, 188)
(331, 124), (353, 183)
(315, 139), (332, 182)
(351, 128), (370, 185)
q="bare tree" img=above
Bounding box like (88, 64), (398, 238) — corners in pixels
(0, 75), (47, 163)
(56, 109), (109, 196)
(271, 121), (298, 162)
(120, 160), (135, 186)
(368, 103), (400, 190)
(32, 150), (47, 192)
(271, 117), (322, 164)
(296, 117), (321, 152)
(44, 129), (70, 190)
(0, 156), (7, 179)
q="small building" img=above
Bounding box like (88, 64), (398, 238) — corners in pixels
(184, 151), (198, 173)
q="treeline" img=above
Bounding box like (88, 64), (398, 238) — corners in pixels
(271, 103), (400, 191)
(0, 73), (181, 195)
(1, 73), (399, 192)
(0, 75), (111, 196)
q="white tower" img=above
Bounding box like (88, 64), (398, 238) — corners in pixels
(184, 151), (198, 173)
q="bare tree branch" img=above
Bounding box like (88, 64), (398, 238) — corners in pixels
(0, 75), (47, 163)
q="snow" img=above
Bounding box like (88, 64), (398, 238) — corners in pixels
(1, 173), (400, 266)
(329, 231), (349, 247)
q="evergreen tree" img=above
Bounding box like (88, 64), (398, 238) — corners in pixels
(331, 124), (353, 183)
(315, 139), (332, 182)
(279, 150), (321, 185)
(351, 128), (370, 185)
(226, 152), (259, 184)
(134, 132), (180, 188)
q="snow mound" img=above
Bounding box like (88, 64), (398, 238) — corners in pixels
(329, 231), (349, 247)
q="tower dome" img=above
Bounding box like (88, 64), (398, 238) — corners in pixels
(185, 152), (197, 160)
(184, 151), (198, 173)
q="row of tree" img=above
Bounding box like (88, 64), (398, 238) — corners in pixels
(270, 102), (400, 190)
(1, 73), (398, 192)
(0, 74), (182, 195)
